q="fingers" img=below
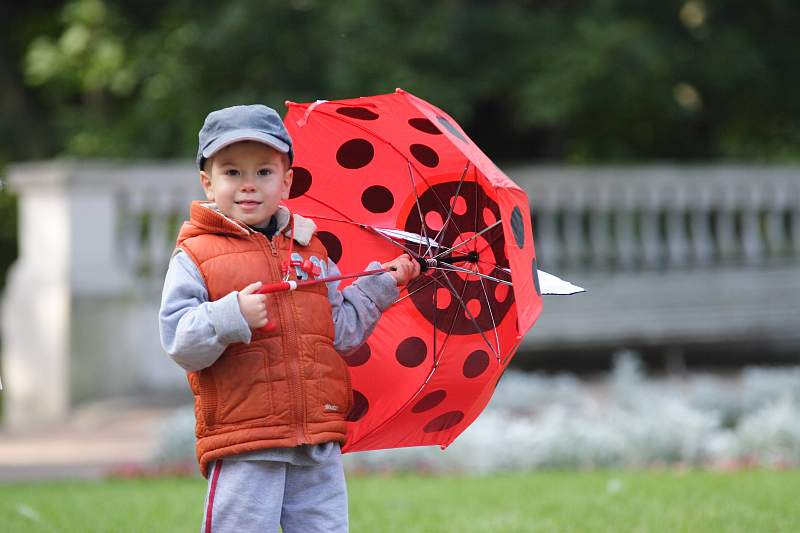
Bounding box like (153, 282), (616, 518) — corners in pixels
(240, 281), (263, 295)
(410, 257), (421, 278)
(248, 298), (268, 329)
(237, 282), (268, 329)
(398, 255), (420, 280)
(384, 254), (421, 285)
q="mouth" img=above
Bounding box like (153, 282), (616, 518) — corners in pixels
(236, 200), (262, 208)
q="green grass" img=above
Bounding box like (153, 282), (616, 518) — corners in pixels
(1, 470), (799, 532)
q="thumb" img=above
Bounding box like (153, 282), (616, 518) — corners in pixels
(240, 281), (263, 295)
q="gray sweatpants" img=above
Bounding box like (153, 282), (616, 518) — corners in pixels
(200, 453), (348, 532)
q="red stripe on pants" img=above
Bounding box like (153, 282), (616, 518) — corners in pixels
(205, 460), (224, 533)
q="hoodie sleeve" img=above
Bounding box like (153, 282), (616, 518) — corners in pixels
(159, 250), (252, 372)
(327, 258), (399, 353)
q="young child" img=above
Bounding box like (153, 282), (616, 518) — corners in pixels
(159, 104), (420, 532)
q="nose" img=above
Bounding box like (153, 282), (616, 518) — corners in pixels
(240, 175), (257, 191)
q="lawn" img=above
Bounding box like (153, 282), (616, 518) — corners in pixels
(1, 470), (798, 532)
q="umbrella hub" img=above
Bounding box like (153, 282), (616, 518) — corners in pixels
(418, 251), (479, 272)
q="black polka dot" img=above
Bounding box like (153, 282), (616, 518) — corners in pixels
(423, 410), (464, 433)
(346, 390), (368, 421)
(408, 118), (441, 134)
(395, 337), (427, 367)
(532, 257), (541, 295)
(410, 144), (439, 167)
(336, 139), (374, 169)
(289, 167), (312, 198)
(511, 207), (525, 248)
(317, 231), (343, 263)
(361, 185), (394, 213)
(463, 350), (490, 378)
(336, 106), (379, 120)
(412, 390), (447, 413)
(343, 344), (370, 367)
(436, 116), (468, 143)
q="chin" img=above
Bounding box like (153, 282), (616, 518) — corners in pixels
(242, 211), (272, 226)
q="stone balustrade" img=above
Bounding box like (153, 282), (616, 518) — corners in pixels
(2, 161), (799, 427)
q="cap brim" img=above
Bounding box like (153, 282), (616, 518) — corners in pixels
(201, 129), (290, 161)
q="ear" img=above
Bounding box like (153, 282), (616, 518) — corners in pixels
(200, 171), (214, 201)
(281, 167), (294, 201)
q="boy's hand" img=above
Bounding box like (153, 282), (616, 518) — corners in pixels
(382, 254), (421, 286)
(238, 281), (269, 329)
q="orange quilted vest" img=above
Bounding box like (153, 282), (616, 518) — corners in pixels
(177, 202), (350, 477)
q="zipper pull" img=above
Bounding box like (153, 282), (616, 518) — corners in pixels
(268, 238), (278, 256)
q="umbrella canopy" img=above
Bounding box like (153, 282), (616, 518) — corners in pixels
(284, 89), (542, 452)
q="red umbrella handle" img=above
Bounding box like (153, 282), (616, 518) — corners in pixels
(255, 267), (390, 295)
(254, 267), (392, 334)
(257, 280), (298, 294)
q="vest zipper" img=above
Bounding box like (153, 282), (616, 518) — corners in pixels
(259, 232), (307, 445)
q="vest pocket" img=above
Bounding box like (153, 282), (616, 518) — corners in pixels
(203, 348), (273, 427)
(314, 341), (353, 419)
(197, 371), (218, 428)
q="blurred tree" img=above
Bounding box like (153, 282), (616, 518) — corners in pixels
(0, 1), (63, 292)
(11, 0), (800, 164)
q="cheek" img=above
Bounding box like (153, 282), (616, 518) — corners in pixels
(211, 185), (235, 205)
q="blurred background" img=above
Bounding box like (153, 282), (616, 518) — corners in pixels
(1, 0), (799, 480)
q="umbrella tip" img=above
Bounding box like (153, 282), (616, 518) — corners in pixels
(395, 88), (405, 93)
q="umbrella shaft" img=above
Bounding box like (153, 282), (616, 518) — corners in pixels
(438, 251), (479, 265)
(418, 251), (478, 272)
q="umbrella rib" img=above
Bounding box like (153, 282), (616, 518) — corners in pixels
(474, 259), (513, 281)
(295, 106), (469, 241)
(290, 105), (468, 257)
(406, 162), (469, 257)
(301, 212), (423, 259)
(429, 264), (513, 286)
(432, 161), (470, 247)
(432, 273), (438, 366)
(474, 225), (507, 257)
(477, 275), (502, 358)
(360, 224), (423, 258)
(473, 164), (480, 255)
(438, 272), (500, 360)
(345, 275), (450, 450)
(431, 220), (503, 260)
(405, 161), (437, 257)
(393, 272), (443, 304)
(431, 272), (472, 364)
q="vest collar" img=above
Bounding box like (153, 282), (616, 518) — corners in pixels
(188, 201), (317, 245)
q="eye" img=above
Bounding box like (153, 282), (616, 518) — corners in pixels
(257, 168), (272, 176)
(225, 168), (240, 177)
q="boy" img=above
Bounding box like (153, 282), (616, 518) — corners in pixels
(159, 104), (419, 532)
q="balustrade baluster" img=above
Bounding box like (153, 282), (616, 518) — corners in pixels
(740, 186), (764, 265)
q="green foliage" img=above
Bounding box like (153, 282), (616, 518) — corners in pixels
(1, 1), (799, 291)
(12, 0), (800, 164)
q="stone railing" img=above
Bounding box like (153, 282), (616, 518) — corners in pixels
(511, 165), (800, 353)
(2, 161), (799, 427)
(518, 165), (800, 272)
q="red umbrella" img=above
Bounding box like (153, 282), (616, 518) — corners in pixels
(282, 89), (542, 452)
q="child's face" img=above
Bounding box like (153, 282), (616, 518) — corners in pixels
(200, 141), (293, 227)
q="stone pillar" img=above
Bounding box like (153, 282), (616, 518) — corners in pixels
(1, 161), (198, 429)
(2, 163), (73, 428)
